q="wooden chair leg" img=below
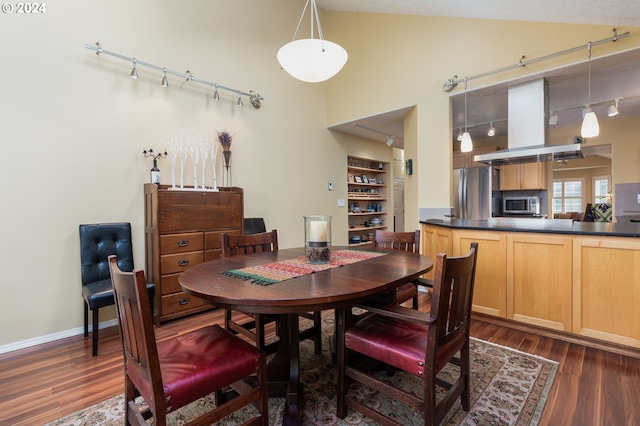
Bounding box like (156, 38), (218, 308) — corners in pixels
(92, 308), (99, 356)
(336, 307), (348, 419)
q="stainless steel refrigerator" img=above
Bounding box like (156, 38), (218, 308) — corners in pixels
(453, 167), (500, 220)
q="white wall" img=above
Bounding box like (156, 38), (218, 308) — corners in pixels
(0, 0), (394, 349)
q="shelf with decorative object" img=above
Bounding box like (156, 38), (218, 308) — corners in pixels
(347, 156), (389, 245)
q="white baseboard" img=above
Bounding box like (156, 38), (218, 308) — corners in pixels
(0, 319), (118, 355)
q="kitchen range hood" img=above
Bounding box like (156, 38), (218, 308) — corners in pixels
(474, 78), (584, 166)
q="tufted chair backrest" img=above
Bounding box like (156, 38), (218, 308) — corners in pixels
(79, 223), (134, 286)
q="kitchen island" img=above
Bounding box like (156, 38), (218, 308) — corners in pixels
(421, 218), (640, 353)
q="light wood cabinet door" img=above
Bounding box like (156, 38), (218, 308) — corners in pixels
(572, 237), (640, 348)
(507, 233), (572, 331)
(520, 162), (546, 189)
(421, 224), (452, 280)
(453, 230), (507, 317)
(499, 165), (520, 190)
(499, 162), (547, 190)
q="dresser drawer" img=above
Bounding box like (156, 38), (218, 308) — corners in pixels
(160, 273), (182, 296)
(161, 292), (209, 316)
(161, 232), (204, 254)
(160, 251), (204, 275)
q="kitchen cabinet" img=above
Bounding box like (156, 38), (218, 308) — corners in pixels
(347, 156), (389, 246)
(453, 230), (508, 318)
(506, 232), (572, 331)
(453, 146), (501, 169)
(572, 236), (640, 348)
(499, 162), (547, 190)
(421, 225), (452, 280)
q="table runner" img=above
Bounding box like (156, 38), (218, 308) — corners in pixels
(221, 249), (388, 285)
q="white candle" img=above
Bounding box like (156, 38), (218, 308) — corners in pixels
(309, 221), (328, 242)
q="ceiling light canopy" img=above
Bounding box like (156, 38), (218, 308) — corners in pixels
(277, 0), (348, 83)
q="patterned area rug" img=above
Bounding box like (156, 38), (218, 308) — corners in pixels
(46, 315), (557, 426)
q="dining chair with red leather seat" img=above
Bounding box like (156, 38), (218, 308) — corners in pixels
(373, 230), (423, 308)
(222, 230), (323, 354)
(108, 255), (268, 426)
(336, 242), (479, 425)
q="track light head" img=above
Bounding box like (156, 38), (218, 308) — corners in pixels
(213, 83), (220, 100)
(130, 58), (138, 79)
(487, 122), (495, 137)
(386, 136), (394, 147)
(249, 91), (261, 109)
(161, 68), (168, 88)
(607, 99), (619, 117)
(549, 112), (558, 125)
(237, 91), (243, 107)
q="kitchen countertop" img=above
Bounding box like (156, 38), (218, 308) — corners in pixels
(421, 217), (640, 238)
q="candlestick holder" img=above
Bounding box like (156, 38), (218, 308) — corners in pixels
(142, 147), (168, 184)
(304, 215), (332, 264)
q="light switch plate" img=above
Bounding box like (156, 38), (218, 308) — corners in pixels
(337, 199), (345, 207)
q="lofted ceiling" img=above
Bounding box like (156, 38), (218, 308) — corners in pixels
(321, 0), (640, 149)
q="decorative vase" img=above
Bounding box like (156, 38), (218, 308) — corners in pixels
(223, 150), (231, 167)
(222, 150), (231, 187)
(304, 215), (332, 264)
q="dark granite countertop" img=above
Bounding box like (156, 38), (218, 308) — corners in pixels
(421, 218), (640, 238)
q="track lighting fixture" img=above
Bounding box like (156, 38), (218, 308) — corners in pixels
(487, 122), (495, 137)
(277, 0), (348, 82)
(386, 136), (394, 147)
(161, 68), (169, 88)
(85, 42), (264, 108)
(461, 77), (473, 153)
(607, 99), (619, 117)
(581, 42), (599, 138)
(250, 91), (261, 109)
(549, 112), (558, 125)
(457, 128), (463, 141)
(130, 58), (138, 79)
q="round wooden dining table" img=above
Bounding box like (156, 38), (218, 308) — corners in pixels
(179, 246), (433, 425)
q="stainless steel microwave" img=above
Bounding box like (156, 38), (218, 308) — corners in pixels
(503, 196), (540, 215)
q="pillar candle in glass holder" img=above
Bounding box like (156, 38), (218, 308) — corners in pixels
(304, 215), (332, 264)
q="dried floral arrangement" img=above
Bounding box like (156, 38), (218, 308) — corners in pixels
(217, 130), (234, 151)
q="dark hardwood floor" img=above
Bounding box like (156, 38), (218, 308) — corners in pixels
(1, 294), (639, 425)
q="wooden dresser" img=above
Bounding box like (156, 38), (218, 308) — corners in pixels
(144, 184), (243, 324)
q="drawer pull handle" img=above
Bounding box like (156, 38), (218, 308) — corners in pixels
(178, 259), (189, 266)
(178, 298), (189, 305)
(178, 240), (189, 247)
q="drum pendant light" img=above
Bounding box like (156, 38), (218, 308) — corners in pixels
(277, 0), (348, 83)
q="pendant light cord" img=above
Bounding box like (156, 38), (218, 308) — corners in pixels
(587, 42), (592, 109)
(464, 77), (468, 131)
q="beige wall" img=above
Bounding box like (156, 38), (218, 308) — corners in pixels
(1, 1), (639, 349)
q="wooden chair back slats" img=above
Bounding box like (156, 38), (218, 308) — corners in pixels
(373, 230), (420, 253)
(222, 230), (278, 258)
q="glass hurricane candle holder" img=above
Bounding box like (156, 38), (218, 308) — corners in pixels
(304, 215), (331, 264)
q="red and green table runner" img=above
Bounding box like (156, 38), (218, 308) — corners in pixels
(221, 249), (388, 285)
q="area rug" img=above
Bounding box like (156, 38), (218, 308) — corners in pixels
(46, 315), (557, 426)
